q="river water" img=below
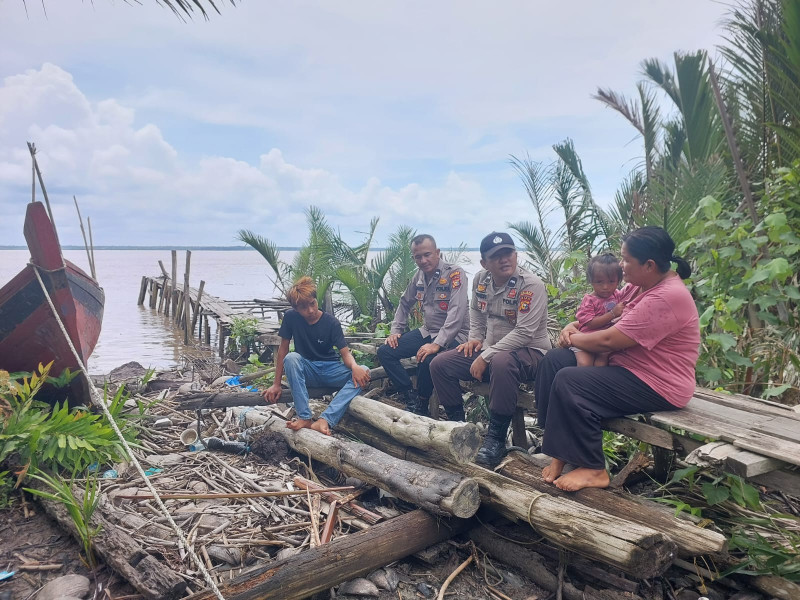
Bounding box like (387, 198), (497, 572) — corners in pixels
(0, 249), (479, 375)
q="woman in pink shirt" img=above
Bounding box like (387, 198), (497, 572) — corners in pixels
(534, 226), (700, 492)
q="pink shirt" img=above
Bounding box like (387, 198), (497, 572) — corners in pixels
(609, 276), (700, 407)
(576, 290), (622, 332)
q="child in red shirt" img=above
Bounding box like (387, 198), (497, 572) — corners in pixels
(574, 254), (626, 367)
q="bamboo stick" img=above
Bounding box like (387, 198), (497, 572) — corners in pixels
(113, 487), (355, 501)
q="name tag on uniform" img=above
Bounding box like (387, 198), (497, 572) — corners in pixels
(503, 298), (517, 305)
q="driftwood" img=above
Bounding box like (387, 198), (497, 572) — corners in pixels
(234, 408), (480, 518)
(185, 509), (473, 600)
(28, 480), (188, 600)
(315, 412), (677, 577)
(345, 395), (481, 463)
(504, 451), (727, 557)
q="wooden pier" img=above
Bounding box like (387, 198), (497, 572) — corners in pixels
(137, 253), (290, 357)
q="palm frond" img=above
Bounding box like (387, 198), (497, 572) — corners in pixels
(593, 88), (645, 135)
(236, 229), (286, 288)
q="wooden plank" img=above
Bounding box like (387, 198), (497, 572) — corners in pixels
(603, 417), (676, 450)
(692, 388), (800, 422)
(726, 449), (785, 478)
(751, 468), (800, 496)
(649, 411), (800, 467)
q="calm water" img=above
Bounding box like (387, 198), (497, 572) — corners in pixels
(0, 249), (479, 374)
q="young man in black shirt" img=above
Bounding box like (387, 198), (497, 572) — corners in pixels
(262, 276), (370, 434)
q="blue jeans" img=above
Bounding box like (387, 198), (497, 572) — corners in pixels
(283, 352), (368, 427)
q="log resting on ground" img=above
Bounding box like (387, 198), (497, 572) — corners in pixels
(28, 479), (188, 600)
(501, 451), (727, 557)
(234, 408), (480, 518)
(185, 509), (472, 600)
(328, 413), (677, 577)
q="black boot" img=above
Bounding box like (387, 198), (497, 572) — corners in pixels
(474, 412), (512, 468)
(402, 390), (421, 413)
(413, 396), (431, 416)
(444, 405), (466, 422)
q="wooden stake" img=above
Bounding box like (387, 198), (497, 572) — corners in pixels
(171, 250), (178, 319)
(138, 276), (148, 305)
(184, 250), (192, 345)
(191, 280), (205, 337)
(27, 142), (60, 248)
(87, 216), (96, 280)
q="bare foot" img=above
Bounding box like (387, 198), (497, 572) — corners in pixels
(553, 467), (610, 492)
(542, 458), (565, 483)
(310, 418), (332, 436)
(286, 418), (313, 431)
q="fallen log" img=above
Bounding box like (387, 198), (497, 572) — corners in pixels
(345, 395), (481, 463)
(500, 451), (727, 557)
(235, 408), (480, 518)
(28, 480), (188, 600)
(304, 410), (678, 577)
(185, 509), (473, 600)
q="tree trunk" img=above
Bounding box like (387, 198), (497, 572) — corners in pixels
(184, 509), (472, 600)
(234, 408), (480, 518)
(344, 395), (481, 463)
(304, 412), (678, 577)
(499, 451), (727, 557)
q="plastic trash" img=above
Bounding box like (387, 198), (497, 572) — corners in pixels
(143, 467), (163, 477)
(188, 441), (206, 452)
(87, 462), (99, 472)
(102, 469), (118, 479)
(225, 376), (242, 386)
(205, 437), (249, 455)
(0, 571), (15, 582)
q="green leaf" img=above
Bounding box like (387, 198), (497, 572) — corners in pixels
(702, 483), (730, 505)
(697, 195), (722, 220)
(699, 305), (715, 328)
(762, 384), (791, 399)
(706, 333), (737, 351)
(723, 350), (753, 367)
(668, 466), (698, 485)
(763, 258), (792, 283)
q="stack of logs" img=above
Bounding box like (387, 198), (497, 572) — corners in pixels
(173, 390), (752, 600)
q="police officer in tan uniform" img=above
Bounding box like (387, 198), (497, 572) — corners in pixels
(378, 234), (470, 414)
(430, 232), (550, 467)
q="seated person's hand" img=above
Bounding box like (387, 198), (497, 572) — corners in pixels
(611, 301), (627, 318)
(263, 382), (282, 404)
(558, 322), (580, 348)
(456, 339), (483, 357)
(385, 333), (401, 349)
(352, 365), (371, 388)
(470, 355), (488, 381)
(416, 342), (441, 362)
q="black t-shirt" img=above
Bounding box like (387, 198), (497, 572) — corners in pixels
(278, 309), (347, 362)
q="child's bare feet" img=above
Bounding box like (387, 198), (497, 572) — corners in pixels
(553, 467), (610, 491)
(310, 418), (331, 436)
(542, 458), (565, 483)
(286, 418), (313, 431)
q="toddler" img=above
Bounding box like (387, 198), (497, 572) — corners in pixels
(574, 253), (625, 367)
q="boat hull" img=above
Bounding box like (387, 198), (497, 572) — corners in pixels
(0, 201), (104, 381)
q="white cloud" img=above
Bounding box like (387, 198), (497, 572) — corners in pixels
(0, 64), (502, 248)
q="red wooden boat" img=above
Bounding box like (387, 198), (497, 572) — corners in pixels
(0, 201), (104, 391)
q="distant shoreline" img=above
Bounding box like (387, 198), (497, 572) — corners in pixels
(0, 246), (479, 251)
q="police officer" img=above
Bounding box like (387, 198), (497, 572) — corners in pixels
(377, 234), (469, 414)
(430, 231), (550, 467)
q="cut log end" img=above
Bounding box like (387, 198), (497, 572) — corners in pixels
(439, 478), (481, 518)
(446, 422), (482, 463)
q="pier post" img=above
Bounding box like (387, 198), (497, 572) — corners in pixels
(171, 250), (178, 319)
(191, 280), (205, 338)
(183, 250), (192, 345)
(137, 276), (147, 305)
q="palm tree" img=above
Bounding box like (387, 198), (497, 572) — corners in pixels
(508, 142), (615, 289)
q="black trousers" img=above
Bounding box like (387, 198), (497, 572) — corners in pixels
(430, 347), (542, 417)
(534, 348), (677, 470)
(376, 329), (437, 399)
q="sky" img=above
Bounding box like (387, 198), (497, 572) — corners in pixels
(0, 0), (729, 249)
